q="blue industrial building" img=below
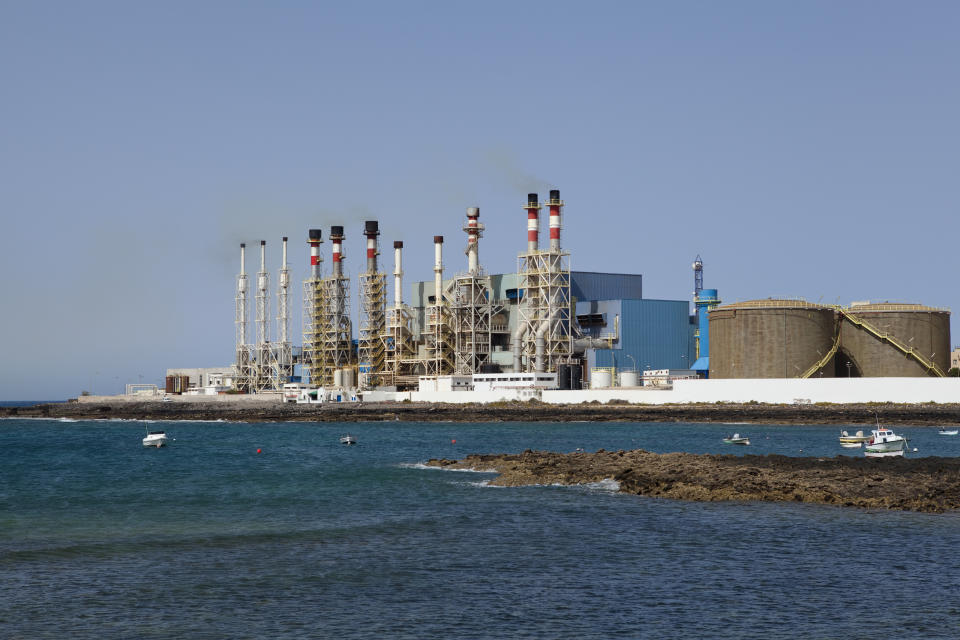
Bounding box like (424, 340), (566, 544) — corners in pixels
(577, 298), (697, 374)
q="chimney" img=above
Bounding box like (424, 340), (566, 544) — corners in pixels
(363, 220), (380, 274)
(433, 235), (444, 305)
(330, 225), (344, 277)
(548, 189), (562, 251)
(525, 193), (541, 253)
(393, 241), (404, 308)
(307, 229), (323, 279)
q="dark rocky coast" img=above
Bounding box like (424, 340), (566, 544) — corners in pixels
(427, 449), (960, 513)
(4, 399), (960, 425)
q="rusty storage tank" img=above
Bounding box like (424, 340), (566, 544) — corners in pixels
(708, 299), (838, 378)
(839, 303), (950, 377)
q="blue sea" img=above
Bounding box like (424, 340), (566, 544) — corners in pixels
(2, 418), (959, 639)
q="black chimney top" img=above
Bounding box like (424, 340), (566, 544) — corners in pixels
(308, 229), (322, 241)
(527, 193), (538, 206)
(394, 240), (403, 249)
(365, 220), (379, 234)
(330, 225), (344, 237)
(549, 189), (560, 201)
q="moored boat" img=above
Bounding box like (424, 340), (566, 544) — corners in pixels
(864, 426), (907, 458)
(839, 429), (871, 444)
(142, 431), (168, 448)
(938, 428), (958, 436)
(340, 435), (357, 445)
(722, 433), (750, 445)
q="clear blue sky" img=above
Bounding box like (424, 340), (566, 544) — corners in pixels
(2, 1), (958, 400)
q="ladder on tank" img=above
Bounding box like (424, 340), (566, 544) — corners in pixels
(839, 309), (945, 377)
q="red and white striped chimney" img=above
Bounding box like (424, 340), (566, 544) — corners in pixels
(330, 225), (344, 277)
(464, 207), (482, 274)
(307, 229), (322, 279)
(525, 193), (541, 253)
(548, 189), (562, 251)
(363, 221), (379, 274)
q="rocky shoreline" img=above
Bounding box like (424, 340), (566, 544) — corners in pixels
(426, 449), (960, 513)
(4, 399), (960, 425)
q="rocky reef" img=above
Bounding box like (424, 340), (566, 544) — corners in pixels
(5, 400), (960, 425)
(427, 449), (960, 513)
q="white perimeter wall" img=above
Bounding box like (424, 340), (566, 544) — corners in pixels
(542, 378), (960, 405)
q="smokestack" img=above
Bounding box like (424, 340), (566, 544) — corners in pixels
(464, 207), (482, 275)
(239, 243), (246, 280)
(281, 237), (288, 271)
(393, 241), (404, 308)
(330, 225), (344, 277)
(548, 189), (562, 251)
(433, 235), (444, 305)
(525, 193), (541, 253)
(258, 240), (267, 292)
(364, 220), (380, 274)
(308, 229), (323, 279)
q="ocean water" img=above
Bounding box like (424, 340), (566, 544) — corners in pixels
(1, 419), (959, 639)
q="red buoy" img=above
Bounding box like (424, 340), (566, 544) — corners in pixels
(257, 448), (262, 454)
(451, 439), (456, 444)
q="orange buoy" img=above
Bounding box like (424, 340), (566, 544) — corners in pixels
(451, 439), (456, 444)
(257, 448), (262, 454)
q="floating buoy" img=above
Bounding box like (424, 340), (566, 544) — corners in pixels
(451, 439), (456, 444)
(257, 448), (262, 454)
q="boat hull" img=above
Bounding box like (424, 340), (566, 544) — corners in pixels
(864, 449), (904, 458)
(142, 435), (168, 448)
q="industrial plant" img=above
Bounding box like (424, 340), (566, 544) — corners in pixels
(154, 186), (955, 406)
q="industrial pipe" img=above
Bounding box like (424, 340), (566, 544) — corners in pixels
(258, 240), (267, 292)
(239, 243), (246, 290)
(512, 323), (528, 372)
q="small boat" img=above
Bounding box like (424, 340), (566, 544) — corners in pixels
(938, 428), (959, 436)
(722, 433), (750, 445)
(142, 430), (168, 448)
(339, 435), (357, 445)
(840, 441), (862, 449)
(839, 429), (871, 444)
(864, 425), (907, 458)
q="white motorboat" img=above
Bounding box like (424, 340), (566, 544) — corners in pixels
(339, 435), (357, 445)
(722, 433), (750, 445)
(938, 428), (959, 436)
(840, 441), (863, 449)
(142, 430), (168, 448)
(864, 426), (907, 458)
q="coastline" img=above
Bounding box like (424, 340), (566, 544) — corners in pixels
(3, 399), (960, 425)
(426, 449), (960, 512)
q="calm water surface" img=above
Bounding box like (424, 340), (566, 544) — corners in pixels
(1, 419), (959, 639)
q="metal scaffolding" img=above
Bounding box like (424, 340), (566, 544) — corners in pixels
(516, 191), (573, 373)
(302, 229), (324, 386)
(275, 236), (294, 386)
(358, 221), (386, 388)
(235, 243), (252, 392)
(380, 240), (420, 388)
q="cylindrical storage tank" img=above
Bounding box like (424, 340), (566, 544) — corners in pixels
(590, 368), (613, 389)
(709, 300), (838, 379)
(619, 370), (639, 387)
(342, 368), (355, 388)
(570, 364), (583, 390)
(558, 364), (571, 390)
(333, 369), (344, 388)
(840, 303), (950, 377)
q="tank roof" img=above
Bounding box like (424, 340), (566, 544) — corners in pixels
(716, 299), (828, 311)
(845, 302), (949, 313)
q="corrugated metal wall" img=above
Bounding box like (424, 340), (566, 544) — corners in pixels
(581, 299), (696, 372)
(571, 272), (642, 301)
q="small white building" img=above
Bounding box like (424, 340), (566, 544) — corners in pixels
(166, 367), (236, 390)
(418, 375), (474, 393)
(472, 372), (558, 392)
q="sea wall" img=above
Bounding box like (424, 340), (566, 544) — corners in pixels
(542, 377), (960, 405)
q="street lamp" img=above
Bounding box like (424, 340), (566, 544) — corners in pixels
(626, 354), (636, 371)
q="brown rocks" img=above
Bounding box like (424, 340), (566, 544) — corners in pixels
(425, 449), (960, 513)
